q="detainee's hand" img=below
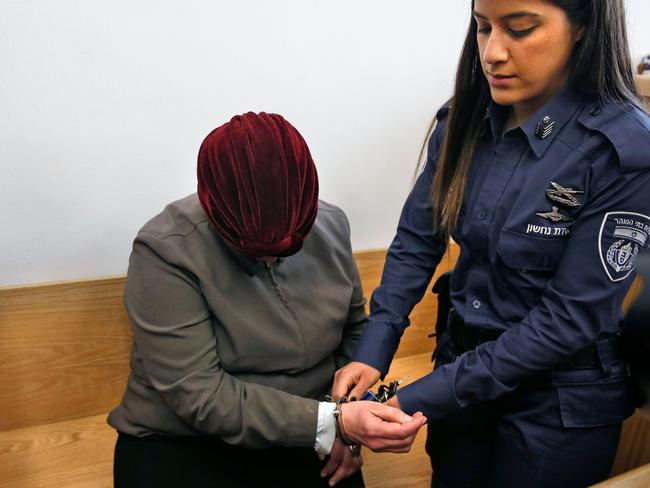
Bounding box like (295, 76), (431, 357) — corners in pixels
(339, 401), (427, 453)
(384, 394), (402, 410)
(318, 438), (363, 487)
(332, 361), (381, 401)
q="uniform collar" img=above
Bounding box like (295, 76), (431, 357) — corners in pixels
(520, 86), (585, 158)
(484, 85), (586, 158)
(484, 102), (508, 144)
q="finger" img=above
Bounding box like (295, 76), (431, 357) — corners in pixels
(348, 377), (376, 401)
(370, 404), (414, 424)
(321, 451), (343, 478)
(411, 411), (427, 421)
(317, 451), (326, 462)
(331, 375), (355, 400)
(395, 417), (426, 437)
(364, 417), (426, 446)
(371, 432), (419, 453)
(328, 463), (347, 486)
(367, 436), (417, 452)
(328, 454), (356, 486)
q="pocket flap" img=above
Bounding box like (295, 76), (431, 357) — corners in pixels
(497, 229), (567, 270)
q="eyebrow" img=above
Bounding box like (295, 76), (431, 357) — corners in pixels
(473, 10), (540, 21)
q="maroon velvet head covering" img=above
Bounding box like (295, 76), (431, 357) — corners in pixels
(197, 112), (319, 258)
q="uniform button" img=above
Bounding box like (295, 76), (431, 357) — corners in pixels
(472, 300), (482, 309)
(590, 106), (602, 116)
(478, 210), (487, 220)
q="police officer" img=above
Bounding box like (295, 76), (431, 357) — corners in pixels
(331, 0), (650, 486)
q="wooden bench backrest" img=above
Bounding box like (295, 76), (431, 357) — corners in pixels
(0, 246), (458, 431)
(0, 278), (132, 431)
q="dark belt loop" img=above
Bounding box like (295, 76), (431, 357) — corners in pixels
(596, 339), (613, 378)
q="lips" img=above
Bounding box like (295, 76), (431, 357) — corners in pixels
(487, 73), (515, 87)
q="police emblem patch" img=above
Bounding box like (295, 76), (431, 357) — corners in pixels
(599, 212), (650, 282)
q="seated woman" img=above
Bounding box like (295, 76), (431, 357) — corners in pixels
(107, 112), (425, 488)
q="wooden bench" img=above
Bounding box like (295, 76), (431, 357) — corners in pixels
(1, 244), (649, 487)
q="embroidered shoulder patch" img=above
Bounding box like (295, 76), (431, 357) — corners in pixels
(599, 212), (650, 282)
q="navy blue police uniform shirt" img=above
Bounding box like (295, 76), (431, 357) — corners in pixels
(353, 86), (650, 421)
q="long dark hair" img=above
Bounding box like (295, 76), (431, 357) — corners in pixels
(432, 0), (643, 235)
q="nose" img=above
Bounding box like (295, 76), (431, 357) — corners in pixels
(482, 30), (509, 67)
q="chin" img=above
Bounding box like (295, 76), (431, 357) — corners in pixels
(488, 88), (520, 107)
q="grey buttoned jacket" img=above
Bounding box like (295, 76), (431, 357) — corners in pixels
(107, 194), (368, 448)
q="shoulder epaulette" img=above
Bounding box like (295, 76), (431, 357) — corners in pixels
(578, 102), (650, 173)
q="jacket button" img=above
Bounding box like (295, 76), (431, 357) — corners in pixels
(472, 300), (482, 309)
(541, 256), (551, 266)
(478, 210), (487, 220)
(590, 106), (602, 116)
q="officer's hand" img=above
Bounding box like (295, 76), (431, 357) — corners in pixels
(339, 401), (427, 453)
(332, 361), (381, 401)
(319, 438), (363, 486)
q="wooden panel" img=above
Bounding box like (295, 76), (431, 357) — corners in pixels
(611, 412), (650, 476)
(614, 276), (650, 476)
(593, 463), (650, 488)
(0, 278), (132, 431)
(0, 414), (115, 488)
(355, 244), (460, 359)
(636, 75), (650, 98)
(363, 352), (433, 487)
(622, 277), (642, 312)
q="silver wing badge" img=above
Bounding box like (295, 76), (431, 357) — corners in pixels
(536, 206), (573, 222)
(546, 181), (584, 207)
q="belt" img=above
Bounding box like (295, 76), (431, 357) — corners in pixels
(446, 309), (621, 370)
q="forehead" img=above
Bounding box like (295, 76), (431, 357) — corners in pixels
(473, 0), (556, 20)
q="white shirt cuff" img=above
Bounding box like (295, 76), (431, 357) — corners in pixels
(314, 401), (336, 455)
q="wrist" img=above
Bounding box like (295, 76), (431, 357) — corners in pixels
(333, 398), (361, 457)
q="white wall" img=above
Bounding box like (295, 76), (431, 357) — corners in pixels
(1, 1), (649, 286)
(628, 0), (650, 65)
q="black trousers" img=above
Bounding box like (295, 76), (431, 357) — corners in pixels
(427, 335), (623, 488)
(114, 432), (365, 488)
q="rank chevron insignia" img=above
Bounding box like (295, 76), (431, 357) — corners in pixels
(535, 116), (555, 139)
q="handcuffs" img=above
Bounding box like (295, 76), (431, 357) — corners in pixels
(328, 378), (406, 457)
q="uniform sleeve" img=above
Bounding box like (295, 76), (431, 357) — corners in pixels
(124, 236), (318, 448)
(398, 169), (650, 420)
(353, 120), (449, 376)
